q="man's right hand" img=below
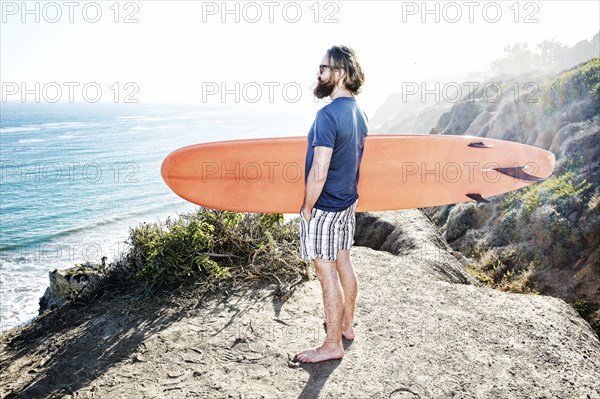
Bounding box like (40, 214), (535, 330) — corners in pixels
(302, 207), (312, 223)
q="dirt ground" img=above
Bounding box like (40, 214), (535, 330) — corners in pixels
(2, 210), (599, 398)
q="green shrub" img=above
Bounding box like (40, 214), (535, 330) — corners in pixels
(125, 208), (306, 291)
(573, 299), (589, 317)
(501, 171), (592, 221)
(490, 209), (518, 246)
(471, 270), (493, 286)
(445, 203), (477, 242)
(546, 57), (600, 107)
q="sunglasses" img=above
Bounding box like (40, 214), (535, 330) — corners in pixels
(319, 64), (339, 74)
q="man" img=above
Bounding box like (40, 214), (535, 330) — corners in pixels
(295, 45), (368, 363)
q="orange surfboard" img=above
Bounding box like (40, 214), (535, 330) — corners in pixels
(161, 135), (555, 213)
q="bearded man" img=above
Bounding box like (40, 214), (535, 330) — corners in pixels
(295, 45), (368, 363)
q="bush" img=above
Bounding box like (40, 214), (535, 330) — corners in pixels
(489, 209), (518, 247)
(445, 203), (477, 242)
(501, 171), (592, 221)
(546, 58), (600, 110)
(123, 208), (307, 292)
(573, 299), (589, 317)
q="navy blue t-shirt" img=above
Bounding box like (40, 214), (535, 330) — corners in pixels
(305, 96), (369, 212)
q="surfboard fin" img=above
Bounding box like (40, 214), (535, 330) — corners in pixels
(468, 142), (494, 148)
(466, 193), (489, 203)
(494, 166), (547, 182)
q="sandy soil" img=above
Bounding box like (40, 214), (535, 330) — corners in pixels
(1, 210), (599, 398)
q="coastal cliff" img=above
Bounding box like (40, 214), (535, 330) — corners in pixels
(374, 47), (600, 336)
(1, 210), (599, 398)
(424, 58), (600, 335)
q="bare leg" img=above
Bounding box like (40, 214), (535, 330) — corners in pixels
(336, 249), (358, 340)
(295, 259), (345, 363)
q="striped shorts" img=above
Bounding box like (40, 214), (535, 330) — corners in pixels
(299, 200), (358, 261)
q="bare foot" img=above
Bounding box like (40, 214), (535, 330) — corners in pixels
(322, 321), (356, 340)
(342, 325), (355, 340)
(294, 344), (344, 363)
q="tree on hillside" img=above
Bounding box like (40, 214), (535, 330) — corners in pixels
(491, 42), (537, 75)
(491, 32), (599, 76)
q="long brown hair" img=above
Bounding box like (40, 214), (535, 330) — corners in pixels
(327, 45), (365, 95)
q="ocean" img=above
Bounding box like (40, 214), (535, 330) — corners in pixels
(0, 102), (313, 331)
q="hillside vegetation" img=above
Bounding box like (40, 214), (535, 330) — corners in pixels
(424, 58), (600, 335)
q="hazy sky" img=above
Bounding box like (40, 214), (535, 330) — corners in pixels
(1, 1), (599, 115)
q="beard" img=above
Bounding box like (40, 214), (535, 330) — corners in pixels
(313, 76), (337, 99)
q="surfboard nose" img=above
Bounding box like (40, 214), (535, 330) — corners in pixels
(160, 151), (173, 186)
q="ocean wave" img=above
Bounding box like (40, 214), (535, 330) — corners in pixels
(0, 127), (41, 133)
(181, 109), (242, 117)
(114, 115), (171, 122)
(57, 133), (77, 139)
(37, 122), (96, 129)
(1, 122), (95, 134)
(114, 111), (239, 122)
(155, 124), (186, 130)
(113, 115), (145, 120)
(18, 139), (45, 143)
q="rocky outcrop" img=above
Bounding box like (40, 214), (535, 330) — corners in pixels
(356, 210), (480, 286)
(430, 100), (484, 135)
(39, 262), (106, 313)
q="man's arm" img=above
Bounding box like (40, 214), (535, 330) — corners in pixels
(302, 146), (333, 222)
